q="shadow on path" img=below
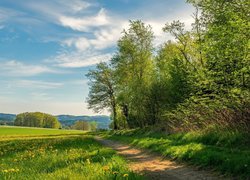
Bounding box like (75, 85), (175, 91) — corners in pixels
(95, 137), (228, 180)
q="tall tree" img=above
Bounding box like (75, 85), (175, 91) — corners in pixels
(112, 20), (155, 127)
(86, 62), (118, 129)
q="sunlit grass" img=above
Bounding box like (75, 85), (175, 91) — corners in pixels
(99, 128), (250, 178)
(0, 126), (85, 141)
(0, 127), (142, 179)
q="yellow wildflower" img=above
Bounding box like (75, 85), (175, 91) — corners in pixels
(102, 166), (109, 171)
(10, 168), (15, 172)
(112, 171), (119, 175)
(123, 174), (129, 177)
(86, 159), (91, 164)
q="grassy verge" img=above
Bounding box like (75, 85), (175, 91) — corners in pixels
(0, 127), (142, 179)
(99, 127), (250, 179)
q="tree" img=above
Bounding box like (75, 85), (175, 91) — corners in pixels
(187, 0), (250, 94)
(90, 121), (98, 131)
(112, 20), (155, 127)
(86, 62), (118, 130)
(72, 121), (90, 131)
(14, 112), (60, 129)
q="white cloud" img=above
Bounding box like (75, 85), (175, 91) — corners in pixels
(0, 7), (21, 22)
(15, 80), (63, 89)
(51, 52), (112, 68)
(146, 16), (194, 47)
(62, 23), (127, 51)
(59, 8), (109, 31)
(59, 0), (91, 13)
(0, 60), (59, 76)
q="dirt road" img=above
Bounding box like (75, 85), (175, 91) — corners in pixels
(95, 137), (227, 180)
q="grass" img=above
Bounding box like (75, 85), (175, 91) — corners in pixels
(0, 126), (84, 136)
(99, 127), (250, 179)
(0, 126), (142, 180)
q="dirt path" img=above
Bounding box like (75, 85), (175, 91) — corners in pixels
(95, 137), (228, 180)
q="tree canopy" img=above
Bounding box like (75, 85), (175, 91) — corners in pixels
(86, 0), (249, 132)
(14, 112), (61, 129)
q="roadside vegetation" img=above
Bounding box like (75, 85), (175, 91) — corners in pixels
(0, 127), (141, 180)
(99, 127), (250, 179)
(86, 1), (249, 178)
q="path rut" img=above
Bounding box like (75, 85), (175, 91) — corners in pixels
(95, 137), (228, 180)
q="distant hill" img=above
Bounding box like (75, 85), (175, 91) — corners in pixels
(57, 115), (111, 129)
(0, 113), (16, 121)
(0, 113), (111, 129)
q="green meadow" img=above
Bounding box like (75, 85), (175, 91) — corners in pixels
(0, 126), (141, 180)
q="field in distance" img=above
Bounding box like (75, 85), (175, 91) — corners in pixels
(0, 126), (141, 180)
(0, 126), (86, 141)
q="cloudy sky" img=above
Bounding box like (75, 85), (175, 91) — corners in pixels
(0, 0), (194, 115)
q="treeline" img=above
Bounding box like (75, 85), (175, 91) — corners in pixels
(87, 0), (249, 132)
(71, 121), (97, 131)
(14, 112), (61, 129)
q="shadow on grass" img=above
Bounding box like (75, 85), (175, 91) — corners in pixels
(103, 131), (250, 179)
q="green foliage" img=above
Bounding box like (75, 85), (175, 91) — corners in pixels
(86, 62), (118, 129)
(71, 121), (98, 132)
(90, 121), (98, 132)
(101, 128), (250, 178)
(86, 1), (250, 132)
(0, 127), (142, 180)
(71, 121), (90, 131)
(112, 20), (155, 128)
(14, 112), (61, 129)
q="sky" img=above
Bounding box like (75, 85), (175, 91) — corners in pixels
(0, 0), (194, 116)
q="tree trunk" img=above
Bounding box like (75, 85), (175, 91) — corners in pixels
(113, 104), (118, 130)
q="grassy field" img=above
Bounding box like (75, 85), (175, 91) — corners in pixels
(0, 126), (85, 136)
(100, 127), (250, 179)
(0, 126), (142, 180)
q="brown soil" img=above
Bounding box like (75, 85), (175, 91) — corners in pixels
(95, 137), (229, 180)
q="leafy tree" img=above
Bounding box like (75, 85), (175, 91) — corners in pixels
(86, 62), (118, 129)
(112, 20), (154, 127)
(86, 1), (249, 132)
(72, 121), (90, 131)
(14, 112), (60, 129)
(90, 121), (98, 131)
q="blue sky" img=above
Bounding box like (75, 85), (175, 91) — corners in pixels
(0, 0), (194, 115)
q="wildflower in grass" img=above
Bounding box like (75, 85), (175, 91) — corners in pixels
(112, 171), (119, 175)
(86, 159), (91, 164)
(123, 174), (129, 177)
(2, 170), (8, 173)
(102, 166), (109, 171)
(10, 168), (15, 172)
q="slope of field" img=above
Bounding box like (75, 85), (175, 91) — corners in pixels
(0, 127), (141, 179)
